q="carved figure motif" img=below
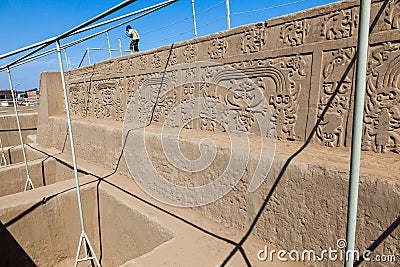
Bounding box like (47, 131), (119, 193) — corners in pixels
(321, 9), (358, 40)
(241, 24), (266, 53)
(363, 43), (400, 153)
(317, 48), (355, 147)
(139, 55), (148, 70)
(184, 45), (197, 63)
(152, 52), (162, 69)
(208, 38), (227, 59)
(280, 20), (308, 46)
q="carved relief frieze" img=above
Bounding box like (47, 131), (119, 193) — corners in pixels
(68, 77), (126, 121)
(219, 57), (307, 140)
(125, 58), (135, 73)
(146, 56), (309, 139)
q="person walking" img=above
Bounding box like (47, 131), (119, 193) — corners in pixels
(125, 25), (140, 53)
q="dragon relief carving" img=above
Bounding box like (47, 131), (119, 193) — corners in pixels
(317, 48), (355, 147)
(363, 43), (400, 153)
(280, 20), (308, 46)
(321, 9), (358, 40)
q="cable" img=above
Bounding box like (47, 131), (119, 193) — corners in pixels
(141, 0), (225, 36)
(142, 13), (226, 47)
(231, 0), (307, 16)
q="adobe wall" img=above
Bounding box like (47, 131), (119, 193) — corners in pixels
(0, 112), (37, 147)
(35, 0), (400, 266)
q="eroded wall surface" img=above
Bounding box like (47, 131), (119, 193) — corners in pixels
(63, 0), (400, 154)
(0, 112), (37, 147)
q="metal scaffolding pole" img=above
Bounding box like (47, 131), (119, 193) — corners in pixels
(63, 49), (70, 70)
(191, 0), (198, 37)
(55, 39), (101, 267)
(6, 68), (34, 191)
(226, 0), (231, 30)
(344, 0), (371, 266)
(0, 135), (7, 166)
(87, 48), (91, 65)
(105, 31), (113, 59)
(118, 38), (123, 56)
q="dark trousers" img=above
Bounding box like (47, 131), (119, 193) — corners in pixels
(130, 39), (139, 52)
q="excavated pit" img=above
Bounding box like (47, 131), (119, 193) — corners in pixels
(0, 179), (174, 267)
(0, 146), (78, 197)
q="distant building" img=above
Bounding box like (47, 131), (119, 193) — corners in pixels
(0, 88), (39, 107)
(0, 90), (13, 106)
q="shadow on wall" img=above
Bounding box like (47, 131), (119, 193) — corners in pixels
(0, 221), (37, 267)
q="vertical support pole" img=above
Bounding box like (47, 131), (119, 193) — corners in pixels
(118, 37), (122, 57)
(63, 48), (70, 70)
(87, 48), (91, 65)
(191, 0), (198, 37)
(55, 39), (101, 267)
(6, 68), (34, 191)
(105, 31), (112, 59)
(0, 135), (7, 166)
(344, 0), (371, 266)
(226, 0), (231, 30)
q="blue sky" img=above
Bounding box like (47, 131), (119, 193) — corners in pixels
(0, 0), (337, 90)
